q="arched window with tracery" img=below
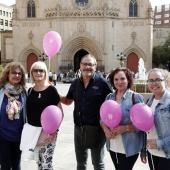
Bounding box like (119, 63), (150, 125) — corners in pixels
(129, 0), (138, 17)
(76, 0), (88, 3)
(27, 0), (35, 18)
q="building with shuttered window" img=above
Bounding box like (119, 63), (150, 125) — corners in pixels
(153, 4), (170, 46)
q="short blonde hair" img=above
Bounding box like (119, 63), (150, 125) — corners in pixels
(30, 61), (48, 83)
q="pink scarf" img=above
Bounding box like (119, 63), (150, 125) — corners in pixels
(4, 83), (23, 120)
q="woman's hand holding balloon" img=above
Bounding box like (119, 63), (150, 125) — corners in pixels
(101, 123), (116, 139)
(44, 131), (57, 144)
(106, 127), (116, 139)
(111, 125), (126, 135)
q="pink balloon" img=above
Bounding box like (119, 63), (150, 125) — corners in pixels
(41, 105), (62, 134)
(43, 31), (62, 58)
(130, 103), (154, 132)
(100, 100), (122, 128)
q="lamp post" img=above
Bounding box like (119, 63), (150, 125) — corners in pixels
(68, 64), (70, 72)
(167, 60), (170, 71)
(0, 51), (1, 65)
(39, 53), (48, 62)
(39, 53), (51, 71)
(117, 52), (126, 67)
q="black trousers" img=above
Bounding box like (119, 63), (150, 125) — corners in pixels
(0, 133), (21, 170)
(147, 151), (170, 170)
(109, 150), (139, 170)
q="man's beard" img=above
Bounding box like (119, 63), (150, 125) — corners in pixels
(82, 70), (93, 77)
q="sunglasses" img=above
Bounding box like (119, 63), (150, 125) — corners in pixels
(10, 71), (22, 77)
(32, 69), (45, 73)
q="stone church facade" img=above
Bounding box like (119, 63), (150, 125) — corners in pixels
(1, 0), (153, 74)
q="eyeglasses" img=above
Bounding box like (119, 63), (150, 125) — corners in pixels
(10, 71), (22, 77)
(81, 63), (96, 67)
(147, 78), (165, 85)
(32, 69), (45, 73)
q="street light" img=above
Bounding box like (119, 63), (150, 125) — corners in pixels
(39, 53), (48, 62)
(117, 52), (126, 67)
(0, 51), (1, 65)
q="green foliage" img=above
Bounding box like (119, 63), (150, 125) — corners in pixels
(0, 65), (3, 76)
(153, 35), (170, 71)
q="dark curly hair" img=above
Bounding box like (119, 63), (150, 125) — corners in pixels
(109, 67), (134, 90)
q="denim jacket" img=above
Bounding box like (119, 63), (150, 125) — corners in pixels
(0, 88), (27, 123)
(105, 89), (144, 157)
(147, 90), (170, 159)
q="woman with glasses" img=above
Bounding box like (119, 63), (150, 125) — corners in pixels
(101, 67), (144, 170)
(141, 68), (170, 170)
(0, 62), (27, 170)
(26, 61), (63, 170)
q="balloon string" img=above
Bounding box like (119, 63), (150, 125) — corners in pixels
(114, 139), (119, 164)
(48, 58), (50, 71)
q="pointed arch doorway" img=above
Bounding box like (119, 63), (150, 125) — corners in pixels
(127, 52), (138, 73)
(74, 49), (88, 72)
(27, 53), (38, 74)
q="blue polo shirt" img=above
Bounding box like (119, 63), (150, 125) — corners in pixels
(66, 73), (113, 126)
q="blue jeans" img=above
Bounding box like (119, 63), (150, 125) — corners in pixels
(74, 125), (105, 170)
(0, 133), (21, 170)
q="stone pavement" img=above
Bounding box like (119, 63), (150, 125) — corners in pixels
(21, 82), (150, 170)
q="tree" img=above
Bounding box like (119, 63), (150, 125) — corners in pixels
(0, 65), (3, 77)
(153, 34), (170, 71)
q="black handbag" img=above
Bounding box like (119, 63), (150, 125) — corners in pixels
(80, 125), (105, 149)
(76, 80), (106, 149)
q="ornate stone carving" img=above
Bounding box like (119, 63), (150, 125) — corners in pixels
(44, 5), (120, 18)
(77, 20), (86, 33)
(28, 31), (34, 41)
(131, 31), (137, 39)
(72, 0), (92, 9)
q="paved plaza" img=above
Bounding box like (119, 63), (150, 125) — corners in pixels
(21, 82), (150, 170)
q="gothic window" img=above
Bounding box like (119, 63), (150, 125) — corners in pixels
(27, 0), (35, 18)
(76, 0), (88, 3)
(129, 0), (138, 17)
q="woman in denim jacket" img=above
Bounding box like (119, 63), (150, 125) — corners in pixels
(101, 67), (144, 170)
(141, 68), (170, 170)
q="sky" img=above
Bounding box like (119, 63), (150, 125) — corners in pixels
(0, 0), (169, 7)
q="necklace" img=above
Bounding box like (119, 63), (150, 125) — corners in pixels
(38, 93), (41, 98)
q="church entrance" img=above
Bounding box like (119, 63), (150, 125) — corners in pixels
(127, 52), (138, 73)
(27, 53), (38, 74)
(74, 49), (88, 72)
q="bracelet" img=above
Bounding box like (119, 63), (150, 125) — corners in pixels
(126, 125), (129, 132)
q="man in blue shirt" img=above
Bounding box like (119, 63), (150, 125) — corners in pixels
(60, 54), (113, 170)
